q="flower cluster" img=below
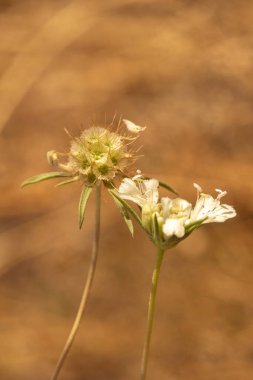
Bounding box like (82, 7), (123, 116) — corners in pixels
(21, 118), (146, 229)
(22, 119), (146, 190)
(47, 120), (145, 185)
(118, 176), (236, 249)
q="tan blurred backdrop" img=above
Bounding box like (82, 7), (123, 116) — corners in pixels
(0, 1), (253, 379)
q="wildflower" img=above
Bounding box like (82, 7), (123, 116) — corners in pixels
(46, 123), (142, 185)
(117, 176), (236, 249)
(21, 118), (146, 380)
(162, 198), (192, 239)
(116, 176), (237, 380)
(118, 177), (159, 206)
(186, 183), (237, 225)
(21, 118), (145, 229)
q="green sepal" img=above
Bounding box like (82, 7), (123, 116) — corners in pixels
(109, 191), (134, 236)
(78, 186), (92, 229)
(151, 213), (160, 245)
(185, 218), (205, 234)
(55, 176), (80, 187)
(21, 172), (71, 188)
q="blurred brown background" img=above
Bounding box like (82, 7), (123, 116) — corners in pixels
(0, 1), (253, 379)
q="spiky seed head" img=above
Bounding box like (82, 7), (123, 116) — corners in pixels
(47, 119), (145, 185)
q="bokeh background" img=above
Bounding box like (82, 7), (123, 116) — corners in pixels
(0, 1), (253, 379)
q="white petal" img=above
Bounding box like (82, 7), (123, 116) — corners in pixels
(170, 198), (192, 213)
(190, 186), (236, 226)
(123, 119), (146, 133)
(202, 204), (236, 223)
(119, 178), (139, 196)
(143, 179), (159, 204)
(143, 179), (159, 191)
(118, 178), (144, 206)
(161, 197), (172, 218)
(163, 218), (185, 238)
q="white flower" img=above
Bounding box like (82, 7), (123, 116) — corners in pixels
(187, 183), (237, 225)
(118, 177), (159, 207)
(117, 177), (236, 250)
(162, 197), (192, 219)
(162, 198), (192, 238)
(122, 119), (146, 133)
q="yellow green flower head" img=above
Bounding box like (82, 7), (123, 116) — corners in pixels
(22, 118), (146, 189)
(47, 121), (145, 185)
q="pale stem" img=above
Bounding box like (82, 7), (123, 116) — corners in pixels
(51, 182), (101, 380)
(140, 247), (165, 380)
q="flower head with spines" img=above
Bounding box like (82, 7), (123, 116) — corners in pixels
(46, 121), (145, 185)
(21, 118), (146, 229)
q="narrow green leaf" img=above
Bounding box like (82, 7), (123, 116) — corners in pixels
(55, 176), (80, 187)
(158, 180), (178, 195)
(108, 189), (146, 233)
(21, 172), (71, 188)
(124, 216), (134, 236)
(110, 191), (134, 236)
(78, 186), (92, 229)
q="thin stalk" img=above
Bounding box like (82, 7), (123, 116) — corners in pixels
(140, 247), (165, 380)
(51, 182), (101, 380)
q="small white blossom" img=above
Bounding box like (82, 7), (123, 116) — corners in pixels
(117, 177), (236, 250)
(188, 184), (236, 225)
(162, 198), (192, 238)
(162, 197), (192, 219)
(118, 177), (159, 207)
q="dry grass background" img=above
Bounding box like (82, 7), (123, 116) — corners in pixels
(0, 0), (253, 379)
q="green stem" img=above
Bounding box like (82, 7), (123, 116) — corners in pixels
(51, 182), (101, 380)
(140, 247), (165, 380)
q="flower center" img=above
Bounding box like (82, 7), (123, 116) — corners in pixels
(98, 165), (109, 175)
(111, 156), (118, 165)
(81, 159), (89, 169)
(87, 172), (96, 183)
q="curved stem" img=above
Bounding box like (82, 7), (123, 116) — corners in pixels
(51, 182), (101, 380)
(140, 247), (165, 380)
